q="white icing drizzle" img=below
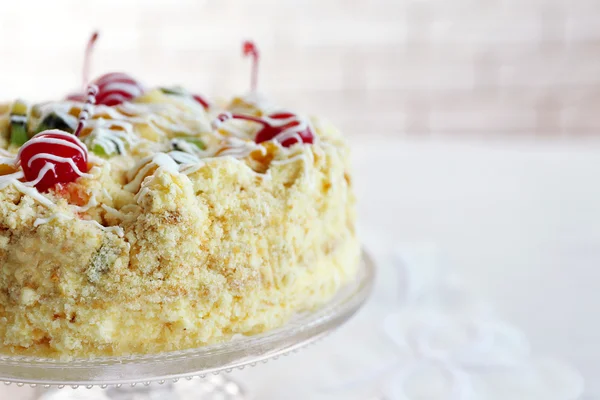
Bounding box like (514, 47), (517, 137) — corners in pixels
(0, 170), (54, 207)
(102, 188), (113, 201)
(71, 193), (99, 213)
(229, 92), (277, 114)
(270, 146), (315, 189)
(36, 100), (209, 158)
(179, 161), (207, 176)
(81, 218), (124, 237)
(28, 137), (87, 158)
(100, 81), (143, 98)
(0, 156), (15, 165)
(170, 138), (212, 158)
(215, 109), (313, 149)
(23, 162), (56, 187)
(19, 130), (88, 162)
(85, 118), (138, 155)
(270, 152), (306, 166)
(0, 170), (25, 189)
(101, 204), (126, 219)
(133, 186), (151, 204)
(211, 112), (232, 130)
(125, 152), (180, 192)
(217, 137), (265, 159)
(96, 72), (136, 84)
(34, 212), (73, 227)
(168, 150), (200, 165)
(11, 180), (54, 207)
(26, 154), (92, 179)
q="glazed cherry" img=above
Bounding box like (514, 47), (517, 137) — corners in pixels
(256, 112), (314, 147)
(209, 41), (313, 147)
(18, 131), (89, 192)
(19, 86), (96, 192)
(214, 112), (314, 148)
(67, 32), (143, 106)
(93, 72), (143, 106)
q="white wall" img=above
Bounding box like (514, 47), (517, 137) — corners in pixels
(1, 0), (599, 136)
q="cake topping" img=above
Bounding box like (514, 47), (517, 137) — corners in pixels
(210, 41), (314, 147)
(17, 88), (95, 192)
(18, 131), (90, 192)
(213, 111), (314, 148)
(93, 72), (144, 106)
(158, 86), (210, 110)
(67, 31), (143, 106)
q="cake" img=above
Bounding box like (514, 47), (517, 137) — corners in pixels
(0, 39), (359, 359)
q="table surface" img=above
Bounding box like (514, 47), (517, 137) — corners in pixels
(4, 137), (600, 399)
(350, 136), (600, 397)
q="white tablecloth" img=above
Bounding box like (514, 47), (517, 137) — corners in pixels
(4, 137), (600, 399)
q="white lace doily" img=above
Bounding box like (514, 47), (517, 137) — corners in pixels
(238, 244), (585, 400)
(381, 248), (583, 400)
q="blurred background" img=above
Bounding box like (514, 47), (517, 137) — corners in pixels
(1, 0), (599, 137)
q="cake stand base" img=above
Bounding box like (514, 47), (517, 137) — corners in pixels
(36, 376), (247, 400)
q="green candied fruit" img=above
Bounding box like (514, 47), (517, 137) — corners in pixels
(9, 100), (29, 146)
(173, 136), (205, 150)
(91, 144), (109, 158)
(35, 112), (75, 134)
(159, 86), (186, 96)
(90, 138), (124, 158)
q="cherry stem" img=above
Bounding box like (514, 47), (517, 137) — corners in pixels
(82, 31), (99, 89)
(242, 41), (259, 93)
(75, 84), (98, 137)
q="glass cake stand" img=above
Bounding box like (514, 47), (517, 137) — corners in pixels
(0, 251), (375, 400)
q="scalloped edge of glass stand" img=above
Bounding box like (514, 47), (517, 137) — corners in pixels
(0, 250), (375, 387)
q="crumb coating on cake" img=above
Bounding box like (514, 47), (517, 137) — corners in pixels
(0, 91), (359, 358)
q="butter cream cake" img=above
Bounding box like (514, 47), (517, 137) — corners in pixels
(0, 38), (359, 359)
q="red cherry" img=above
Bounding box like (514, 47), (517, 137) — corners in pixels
(213, 112), (314, 148)
(18, 131), (89, 192)
(256, 112), (314, 147)
(93, 72), (143, 106)
(19, 85), (95, 192)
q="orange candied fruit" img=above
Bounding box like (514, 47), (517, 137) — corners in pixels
(0, 163), (17, 176)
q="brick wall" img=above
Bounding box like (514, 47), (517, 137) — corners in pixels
(1, 0), (599, 136)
